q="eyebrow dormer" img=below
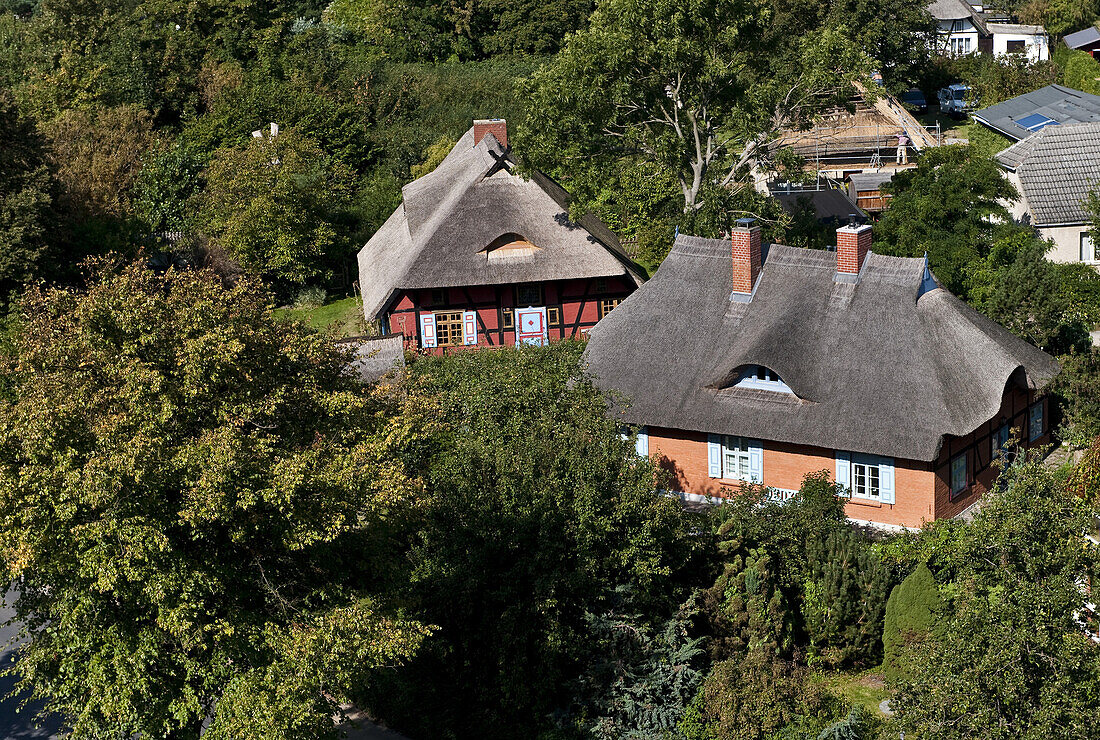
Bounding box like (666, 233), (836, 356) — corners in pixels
(731, 365), (794, 394)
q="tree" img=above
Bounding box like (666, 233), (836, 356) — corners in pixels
(196, 129), (356, 289)
(1018, 0), (1100, 36)
(0, 90), (53, 300)
(873, 145), (1017, 295)
(519, 0), (872, 217)
(891, 454), (1100, 740)
(360, 342), (702, 738)
(0, 263), (427, 738)
(882, 562), (944, 681)
(968, 229), (1098, 355)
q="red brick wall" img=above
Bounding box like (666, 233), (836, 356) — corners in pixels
(647, 426), (937, 528)
(836, 224), (872, 274)
(386, 276), (634, 353)
(731, 226), (761, 294)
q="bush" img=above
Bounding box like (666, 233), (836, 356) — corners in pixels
(882, 562), (944, 681)
(293, 286), (327, 309)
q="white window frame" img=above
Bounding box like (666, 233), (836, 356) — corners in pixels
(1081, 232), (1096, 264)
(1029, 402), (1044, 442)
(851, 455), (883, 500)
(721, 435), (752, 481)
(951, 453), (967, 495)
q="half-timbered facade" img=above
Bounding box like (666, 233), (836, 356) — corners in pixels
(585, 221), (1059, 529)
(357, 119), (643, 352)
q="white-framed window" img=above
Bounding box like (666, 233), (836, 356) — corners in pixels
(951, 36), (972, 55)
(1081, 232), (1096, 263)
(852, 457), (882, 499)
(1029, 402), (1045, 441)
(992, 423), (1011, 459)
(722, 435), (752, 481)
(951, 453), (967, 495)
(733, 365), (793, 394)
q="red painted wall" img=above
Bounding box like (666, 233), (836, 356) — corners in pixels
(385, 276), (635, 353)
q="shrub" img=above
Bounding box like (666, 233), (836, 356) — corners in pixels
(882, 562), (944, 681)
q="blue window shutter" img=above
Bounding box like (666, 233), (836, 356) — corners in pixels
(462, 310), (478, 345)
(419, 313), (437, 348)
(748, 439), (763, 483)
(879, 456), (895, 504)
(835, 451), (851, 493)
(707, 434), (722, 478)
(636, 427), (649, 457)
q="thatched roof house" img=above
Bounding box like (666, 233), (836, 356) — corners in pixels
(585, 222), (1057, 528)
(357, 120), (643, 350)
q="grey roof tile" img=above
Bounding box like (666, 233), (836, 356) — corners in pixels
(996, 121), (1100, 225)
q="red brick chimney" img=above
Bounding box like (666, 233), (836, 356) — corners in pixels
(732, 218), (762, 296)
(473, 119), (508, 148)
(836, 224), (872, 276)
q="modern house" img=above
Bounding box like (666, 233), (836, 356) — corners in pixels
(973, 84), (1100, 142)
(585, 221), (1058, 530)
(928, 0), (1049, 61)
(1065, 25), (1100, 57)
(995, 121), (1100, 264)
(357, 119), (644, 352)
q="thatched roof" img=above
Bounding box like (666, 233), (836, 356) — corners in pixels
(357, 127), (643, 320)
(584, 235), (1058, 462)
(344, 336), (405, 382)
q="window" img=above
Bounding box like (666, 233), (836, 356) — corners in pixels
(547, 307), (561, 325)
(596, 278), (608, 293)
(1029, 402), (1045, 441)
(1081, 232), (1097, 263)
(951, 453), (967, 495)
(1006, 39), (1026, 53)
(502, 308), (514, 329)
(598, 298), (621, 318)
(516, 285), (543, 306)
(434, 311), (464, 347)
(950, 36), (972, 55)
(733, 365), (793, 394)
(722, 436), (751, 481)
(430, 288), (447, 307)
(852, 458), (882, 499)
(992, 423), (1011, 459)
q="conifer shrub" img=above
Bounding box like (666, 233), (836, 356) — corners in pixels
(882, 562), (944, 681)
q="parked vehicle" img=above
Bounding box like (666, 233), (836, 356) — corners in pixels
(900, 88), (928, 114)
(938, 83), (974, 117)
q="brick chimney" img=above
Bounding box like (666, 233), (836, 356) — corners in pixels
(836, 223), (872, 276)
(732, 218), (762, 297)
(473, 119), (508, 148)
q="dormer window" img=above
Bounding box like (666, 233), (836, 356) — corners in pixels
(733, 365), (793, 394)
(482, 233), (540, 262)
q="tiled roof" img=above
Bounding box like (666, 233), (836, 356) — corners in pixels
(973, 84), (1100, 141)
(996, 122), (1100, 226)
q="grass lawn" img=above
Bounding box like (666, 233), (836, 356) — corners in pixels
(812, 667), (892, 717)
(275, 296), (368, 338)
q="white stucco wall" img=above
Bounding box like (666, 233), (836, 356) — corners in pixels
(1040, 224), (1092, 264)
(991, 29), (1049, 62)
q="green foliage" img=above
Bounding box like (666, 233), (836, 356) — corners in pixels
(134, 138), (208, 235)
(967, 228), (1098, 354)
(520, 0), (873, 216)
(700, 546), (797, 659)
(891, 453), (1100, 739)
(1052, 348), (1100, 447)
(874, 145), (1017, 295)
(0, 89), (53, 300)
(362, 342), (702, 738)
(686, 647), (837, 740)
(560, 608), (705, 739)
(803, 529), (891, 668)
(817, 705), (866, 740)
(196, 129), (357, 290)
(1058, 45), (1100, 95)
(950, 52), (1058, 108)
(882, 563), (944, 681)
(1018, 0), (1100, 36)
(965, 121), (1016, 160)
(0, 262), (427, 738)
